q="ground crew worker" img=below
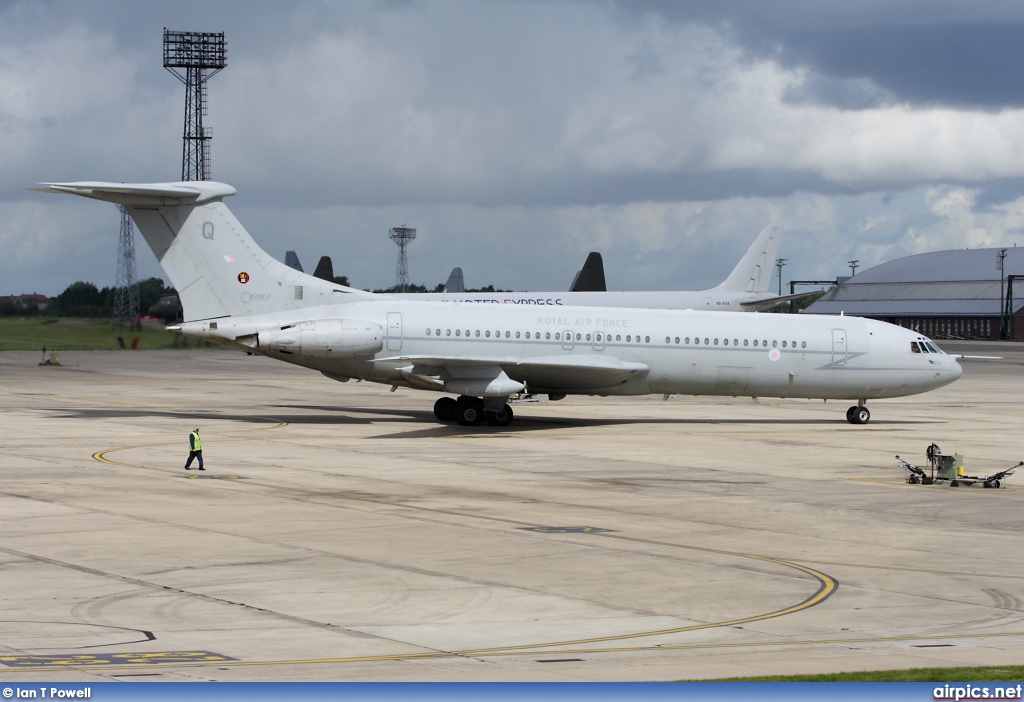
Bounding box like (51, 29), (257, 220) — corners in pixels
(184, 426), (205, 471)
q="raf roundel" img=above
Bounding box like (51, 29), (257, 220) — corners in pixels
(237, 272), (250, 284)
(768, 348), (781, 362)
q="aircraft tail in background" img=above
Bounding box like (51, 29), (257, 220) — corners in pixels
(569, 252), (607, 292)
(716, 225), (780, 293)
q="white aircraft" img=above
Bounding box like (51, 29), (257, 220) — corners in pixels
(399, 225), (802, 311)
(38, 181), (961, 427)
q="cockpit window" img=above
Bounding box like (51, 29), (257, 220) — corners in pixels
(926, 342), (940, 353)
(911, 342), (921, 353)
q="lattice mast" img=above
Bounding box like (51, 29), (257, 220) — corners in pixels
(389, 227), (417, 293)
(111, 205), (140, 325)
(163, 30), (227, 181)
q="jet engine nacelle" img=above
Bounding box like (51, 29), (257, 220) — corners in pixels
(258, 319), (383, 357)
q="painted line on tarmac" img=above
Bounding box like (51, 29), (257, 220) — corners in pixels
(86, 434), (839, 658)
(4, 631), (1023, 673)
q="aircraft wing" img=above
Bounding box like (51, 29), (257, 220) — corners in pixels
(740, 290), (824, 312)
(376, 353), (649, 390)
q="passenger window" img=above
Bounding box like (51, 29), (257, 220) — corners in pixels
(515, 331), (520, 339)
(586, 333), (592, 341)
(753, 340), (758, 347)
(505, 331), (510, 338)
(723, 338), (729, 346)
(734, 339), (738, 346)
(555, 332), (560, 340)
(446, 329), (451, 336)
(616, 335), (621, 341)
(546, 332), (551, 340)
(685, 337), (690, 344)
(782, 341), (787, 348)
(456, 329), (461, 336)
(426, 329), (431, 335)
(772, 340), (777, 347)
(626, 335), (631, 342)
(714, 338), (719, 345)
(666, 336), (671, 343)
(465, 330), (470, 337)
(674, 337), (680, 344)
(597, 333), (603, 341)
(576, 333), (581, 341)
(486, 330), (491, 338)
(645, 336), (650, 343)
(525, 332), (530, 339)
(436, 329), (441, 336)
(743, 339), (749, 346)
(704, 338), (709, 345)
(801, 341), (806, 348)
(791, 340), (796, 348)
(762, 340), (767, 347)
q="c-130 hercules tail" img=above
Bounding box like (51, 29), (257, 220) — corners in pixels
(37, 181), (961, 427)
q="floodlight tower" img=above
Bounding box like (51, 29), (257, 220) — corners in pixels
(389, 227), (417, 292)
(774, 258), (787, 296)
(163, 29), (227, 181)
(111, 205), (140, 327)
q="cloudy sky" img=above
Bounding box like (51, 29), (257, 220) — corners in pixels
(5, 0), (1024, 296)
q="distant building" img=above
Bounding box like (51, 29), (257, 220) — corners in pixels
(0, 293), (51, 311)
(803, 247), (1024, 340)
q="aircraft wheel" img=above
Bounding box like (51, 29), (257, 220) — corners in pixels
(950, 480), (959, 487)
(433, 397), (457, 422)
(455, 397), (484, 426)
(908, 476), (919, 485)
(852, 407), (870, 424)
(846, 406), (857, 423)
(485, 404), (514, 427)
(985, 480), (1000, 489)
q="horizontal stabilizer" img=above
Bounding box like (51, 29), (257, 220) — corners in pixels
(33, 181), (236, 207)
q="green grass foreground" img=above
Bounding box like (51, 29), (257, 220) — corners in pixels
(692, 665), (1024, 682)
(0, 318), (203, 351)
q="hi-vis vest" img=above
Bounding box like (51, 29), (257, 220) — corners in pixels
(190, 431), (202, 451)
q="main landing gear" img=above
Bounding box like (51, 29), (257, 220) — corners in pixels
(433, 396), (514, 427)
(846, 402), (870, 425)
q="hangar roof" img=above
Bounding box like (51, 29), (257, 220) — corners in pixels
(804, 247), (1024, 317)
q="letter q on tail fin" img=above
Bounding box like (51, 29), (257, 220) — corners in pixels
(716, 225), (781, 294)
(35, 181), (371, 322)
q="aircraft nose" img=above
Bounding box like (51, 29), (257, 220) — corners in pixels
(950, 356), (963, 380)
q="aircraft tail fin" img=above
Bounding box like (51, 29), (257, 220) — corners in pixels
(444, 267), (465, 293)
(569, 252), (606, 292)
(313, 255), (335, 282)
(36, 181), (372, 322)
(285, 250), (304, 272)
(716, 225), (780, 293)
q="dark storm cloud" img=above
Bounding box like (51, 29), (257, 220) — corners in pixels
(617, 1), (1024, 109)
(779, 23), (1024, 109)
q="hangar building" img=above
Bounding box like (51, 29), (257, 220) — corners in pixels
(803, 247), (1024, 340)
